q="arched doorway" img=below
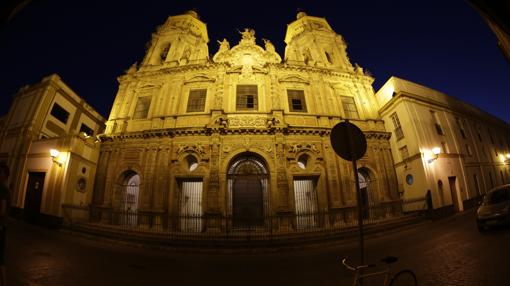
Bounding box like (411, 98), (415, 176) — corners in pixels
(227, 153), (269, 228)
(119, 170), (140, 226)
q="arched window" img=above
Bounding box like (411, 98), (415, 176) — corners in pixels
(186, 155), (198, 172)
(297, 154), (309, 170)
(227, 153), (269, 228)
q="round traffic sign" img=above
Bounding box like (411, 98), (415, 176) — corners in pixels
(330, 121), (367, 161)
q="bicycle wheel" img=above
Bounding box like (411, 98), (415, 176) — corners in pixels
(389, 269), (417, 286)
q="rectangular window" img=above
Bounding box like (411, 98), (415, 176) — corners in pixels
(186, 89), (207, 112)
(178, 179), (203, 233)
(466, 144), (473, 156)
(287, 90), (307, 112)
(399, 146), (409, 161)
(293, 177), (319, 229)
(79, 123), (94, 136)
(441, 141), (448, 154)
(390, 112), (404, 140)
(133, 96), (152, 119)
(455, 117), (467, 139)
(341, 96), (359, 119)
(488, 129), (495, 144)
(236, 85), (258, 110)
(430, 110), (444, 135)
(50, 103), (70, 124)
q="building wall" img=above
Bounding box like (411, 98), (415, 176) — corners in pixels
(0, 75), (105, 223)
(94, 11), (399, 221)
(377, 77), (510, 211)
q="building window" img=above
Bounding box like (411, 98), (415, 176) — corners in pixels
(133, 96), (152, 119)
(488, 129), (495, 144)
(430, 110), (444, 135)
(287, 90), (307, 112)
(399, 145), (409, 161)
(236, 85), (258, 110)
(79, 123), (94, 136)
(186, 89), (207, 112)
(325, 51), (333, 64)
(466, 144), (473, 156)
(160, 43), (171, 63)
(455, 117), (467, 139)
(390, 112), (404, 140)
(441, 142), (448, 154)
(341, 96), (359, 119)
(50, 103), (70, 124)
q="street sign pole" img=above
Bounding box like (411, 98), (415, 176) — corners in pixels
(330, 119), (367, 282)
(346, 120), (364, 268)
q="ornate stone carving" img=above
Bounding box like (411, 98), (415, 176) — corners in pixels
(287, 143), (320, 155)
(176, 143), (206, 156)
(228, 116), (267, 128)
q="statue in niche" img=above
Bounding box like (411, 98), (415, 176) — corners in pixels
(217, 38), (230, 53)
(180, 47), (191, 64)
(263, 38), (275, 53)
(239, 28), (256, 43)
(303, 48), (312, 65)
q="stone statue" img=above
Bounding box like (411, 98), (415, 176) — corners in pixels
(217, 38), (230, 53)
(263, 38), (275, 53)
(240, 28), (256, 43)
(126, 62), (137, 74)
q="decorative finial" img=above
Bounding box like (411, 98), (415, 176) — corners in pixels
(297, 11), (307, 19)
(185, 10), (199, 19)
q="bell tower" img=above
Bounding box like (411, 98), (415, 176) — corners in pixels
(141, 10), (209, 68)
(284, 12), (353, 71)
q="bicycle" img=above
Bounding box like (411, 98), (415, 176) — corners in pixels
(341, 256), (417, 286)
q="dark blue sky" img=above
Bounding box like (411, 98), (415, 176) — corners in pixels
(1, 0), (508, 122)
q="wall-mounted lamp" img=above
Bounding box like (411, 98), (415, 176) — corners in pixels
(427, 147), (441, 163)
(50, 148), (62, 166)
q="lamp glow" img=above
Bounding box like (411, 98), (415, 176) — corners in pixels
(432, 147), (441, 155)
(50, 149), (60, 158)
(506, 153), (510, 159)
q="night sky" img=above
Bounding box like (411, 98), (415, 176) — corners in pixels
(1, 0), (508, 122)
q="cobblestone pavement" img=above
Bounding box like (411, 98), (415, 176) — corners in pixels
(5, 209), (510, 286)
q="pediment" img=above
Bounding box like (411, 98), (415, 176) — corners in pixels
(184, 74), (216, 84)
(278, 75), (310, 85)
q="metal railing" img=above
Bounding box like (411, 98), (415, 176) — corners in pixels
(62, 200), (406, 242)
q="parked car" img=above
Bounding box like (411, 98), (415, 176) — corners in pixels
(477, 184), (510, 232)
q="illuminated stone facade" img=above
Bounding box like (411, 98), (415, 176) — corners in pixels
(0, 74), (105, 225)
(376, 77), (510, 212)
(93, 11), (399, 229)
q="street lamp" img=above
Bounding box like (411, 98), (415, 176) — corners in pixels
(428, 147), (441, 163)
(50, 148), (62, 166)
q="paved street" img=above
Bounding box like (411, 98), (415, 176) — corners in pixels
(5, 209), (510, 286)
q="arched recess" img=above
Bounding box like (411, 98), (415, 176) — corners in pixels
(116, 170), (140, 227)
(227, 152), (269, 228)
(357, 167), (379, 218)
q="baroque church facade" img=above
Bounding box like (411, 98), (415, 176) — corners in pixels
(92, 10), (399, 231)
